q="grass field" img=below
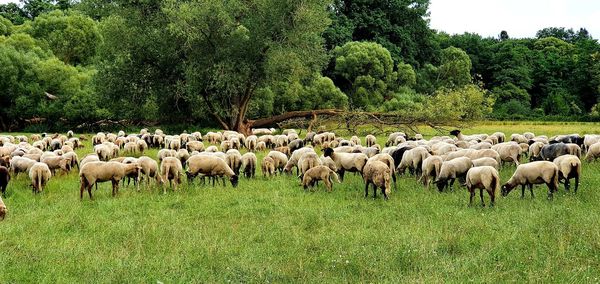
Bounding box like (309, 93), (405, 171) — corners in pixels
(2, 121), (600, 282)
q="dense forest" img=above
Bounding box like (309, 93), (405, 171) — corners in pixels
(1, 0), (599, 132)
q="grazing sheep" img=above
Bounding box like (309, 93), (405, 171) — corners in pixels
(79, 161), (141, 199)
(267, 151), (289, 173)
(94, 144), (113, 161)
(363, 161), (392, 200)
(186, 155), (238, 187)
(491, 143), (521, 166)
(319, 156), (337, 172)
(29, 162), (52, 193)
(583, 134), (600, 153)
(565, 143), (581, 158)
(124, 142), (138, 154)
(288, 139), (304, 153)
(41, 155), (71, 176)
(389, 146), (415, 169)
(420, 155), (443, 189)
(471, 157), (500, 169)
(435, 157), (473, 192)
(283, 147), (316, 175)
(80, 154), (100, 169)
(385, 132), (405, 147)
(528, 142), (545, 161)
(350, 136), (361, 146)
(205, 145), (219, 153)
(304, 132), (316, 145)
(256, 141), (266, 151)
(245, 136), (258, 152)
(138, 156), (163, 186)
(160, 157), (184, 193)
(553, 155), (581, 192)
(323, 148), (368, 181)
(9, 156), (37, 176)
(302, 165), (341, 192)
(501, 161), (559, 199)
(240, 152), (257, 178)
(540, 143), (570, 161)
(396, 147), (430, 176)
(511, 134), (528, 144)
(275, 146), (291, 156)
(297, 152), (322, 179)
(365, 135), (376, 147)
(225, 149), (242, 175)
(465, 166), (500, 206)
(368, 153), (396, 189)
(157, 149), (177, 162)
(0, 166), (9, 196)
(262, 156), (276, 178)
(186, 141), (205, 152)
(585, 142), (600, 161)
(176, 149), (190, 168)
(136, 140), (148, 153)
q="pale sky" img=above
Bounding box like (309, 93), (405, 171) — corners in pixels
(429, 0), (600, 39)
(1, 0), (598, 39)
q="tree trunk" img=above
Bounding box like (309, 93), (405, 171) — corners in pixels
(235, 109), (344, 135)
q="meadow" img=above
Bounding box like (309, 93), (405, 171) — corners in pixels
(1, 121), (600, 283)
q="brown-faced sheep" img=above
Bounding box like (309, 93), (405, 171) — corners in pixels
(240, 152), (257, 178)
(323, 148), (368, 181)
(302, 165), (341, 192)
(262, 156), (276, 178)
(465, 166), (500, 207)
(553, 155), (581, 192)
(363, 161), (392, 200)
(0, 166), (9, 196)
(160, 157), (184, 193)
(29, 162), (52, 193)
(501, 161), (559, 199)
(435, 157), (473, 192)
(186, 155), (238, 187)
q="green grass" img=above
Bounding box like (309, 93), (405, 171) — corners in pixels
(2, 122), (600, 282)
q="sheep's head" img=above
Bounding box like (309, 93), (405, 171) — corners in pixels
(0, 205), (6, 220)
(185, 171), (196, 182)
(449, 130), (461, 136)
(501, 183), (515, 196)
(230, 175), (239, 187)
(433, 178), (447, 192)
(323, 147), (334, 157)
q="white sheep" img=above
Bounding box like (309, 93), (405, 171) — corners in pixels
(186, 155), (238, 187)
(9, 156), (37, 175)
(240, 152), (257, 178)
(262, 156), (276, 178)
(160, 157), (184, 193)
(80, 154), (100, 169)
(41, 155), (71, 176)
(435, 157), (473, 192)
(186, 141), (205, 152)
(267, 151), (288, 174)
(297, 152), (322, 179)
(225, 149), (242, 175)
(29, 162), (52, 193)
(368, 153), (396, 189)
(501, 161), (559, 199)
(363, 160), (392, 200)
(365, 135), (377, 147)
(323, 148), (368, 181)
(491, 143), (521, 166)
(420, 155), (443, 189)
(138, 156), (163, 186)
(0, 195), (6, 220)
(79, 161), (141, 199)
(584, 142), (600, 162)
(283, 147), (316, 175)
(471, 157), (499, 169)
(396, 146), (430, 177)
(553, 155), (581, 192)
(465, 166), (500, 206)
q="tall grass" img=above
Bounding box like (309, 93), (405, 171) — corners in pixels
(1, 124), (600, 282)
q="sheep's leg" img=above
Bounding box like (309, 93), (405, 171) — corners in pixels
(339, 170), (345, 182)
(364, 181), (369, 198)
(521, 185), (526, 198)
(80, 183), (85, 200)
(392, 172), (397, 190)
(382, 187), (388, 200)
(87, 185), (93, 200)
(469, 188), (475, 206)
(448, 178), (455, 191)
(372, 183), (377, 199)
(324, 177), (332, 192)
(489, 190), (495, 207)
(564, 178), (570, 191)
(529, 184), (534, 198)
(480, 188), (485, 207)
(111, 180), (117, 197)
(574, 176), (579, 193)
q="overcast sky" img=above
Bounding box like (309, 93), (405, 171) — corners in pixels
(429, 0), (600, 39)
(1, 0), (598, 39)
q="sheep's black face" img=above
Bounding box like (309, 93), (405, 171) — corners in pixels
(449, 130), (461, 136)
(185, 172), (196, 182)
(323, 147), (334, 157)
(230, 175), (239, 187)
(435, 180), (446, 191)
(501, 184), (512, 196)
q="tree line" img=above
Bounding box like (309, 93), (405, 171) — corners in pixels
(1, 0), (599, 132)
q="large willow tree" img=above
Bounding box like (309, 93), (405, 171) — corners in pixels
(164, 0), (333, 133)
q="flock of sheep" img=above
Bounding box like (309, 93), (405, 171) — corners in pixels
(1, 127), (598, 221)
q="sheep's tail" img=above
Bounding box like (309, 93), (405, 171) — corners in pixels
(384, 173), (391, 195)
(331, 170), (341, 183)
(492, 171), (500, 195)
(36, 171), (42, 191)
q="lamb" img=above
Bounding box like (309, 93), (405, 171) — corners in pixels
(41, 155), (71, 176)
(9, 156), (37, 175)
(225, 149), (242, 175)
(540, 143), (570, 161)
(256, 142), (266, 151)
(79, 161), (142, 199)
(160, 157), (184, 193)
(262, 156), (276, 177)
(0, 195), (6, 220)
(491, 143), (521, 166)
(365, 135), (377, 147)
(368, 153), (396, 189)
(501, 161), (559, 199)
(0, 166), (9, 196)
(267, 151), (289, 173)
(420, 155), (443, 189)
(240, 152), (257, 178)
(471, 157), (499, 169)
(363, 161), (392, 200)
(302, 165), (341, 192)
(29, 162), (52, 193)
(323, 148), (368, 181)
(274, 146), (291, 156)
(553, 155), (581, 192)
(138, 156), (163, 186)
(186, 155), (238, 187)
(465, 166), (500, 206)
(283, 147), (316, 175)
(435, 157), (473, 192)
